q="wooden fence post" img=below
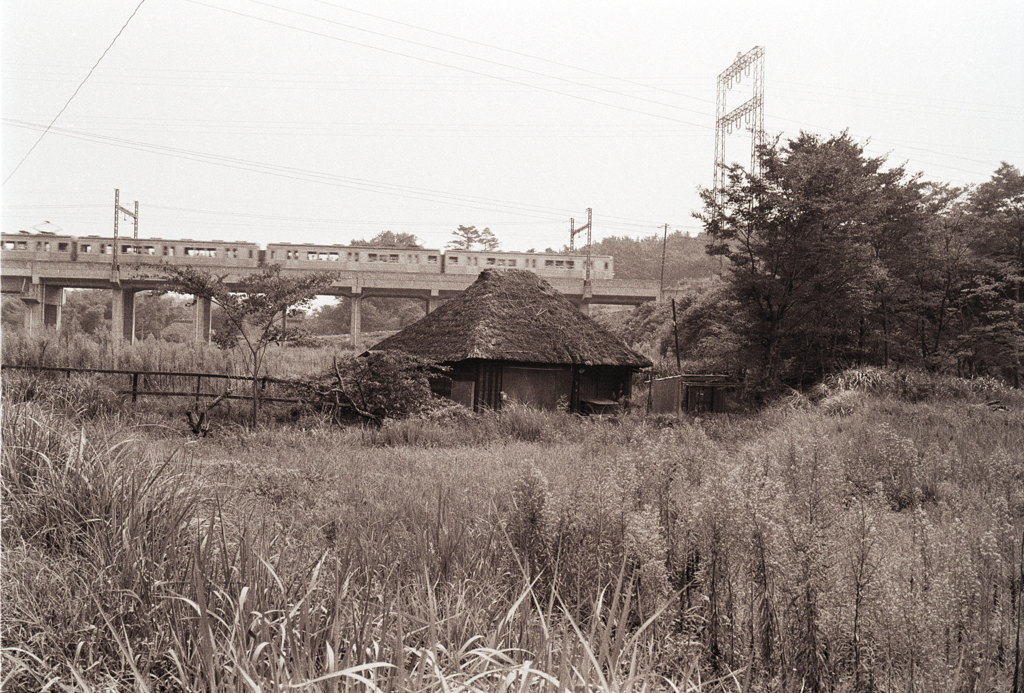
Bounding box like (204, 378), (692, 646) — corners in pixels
(132, 372), (139, 402)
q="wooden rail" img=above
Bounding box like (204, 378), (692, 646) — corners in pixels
(0, 364), (306, 404)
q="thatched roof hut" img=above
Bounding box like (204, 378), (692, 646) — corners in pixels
(369, 269), (651, 412)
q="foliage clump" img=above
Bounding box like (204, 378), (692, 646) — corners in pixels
(308, 349), (440, 426)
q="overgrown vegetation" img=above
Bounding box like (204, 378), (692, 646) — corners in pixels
(686, 136), (1023, 394)
(306, 350), (440, 426)
(2, 362), (1022, 691)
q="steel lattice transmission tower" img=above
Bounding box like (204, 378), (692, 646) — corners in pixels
(713, 46), (765, 205)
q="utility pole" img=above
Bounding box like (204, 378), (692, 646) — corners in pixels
(713, 46), (765, 209)
(660, 222), (669, 294)
(569, 208), (591, 252)
(113, 188), (139, 278)
(568, 207), (594, 282)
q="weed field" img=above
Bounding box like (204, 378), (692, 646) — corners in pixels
(2, 366), (1023, 692)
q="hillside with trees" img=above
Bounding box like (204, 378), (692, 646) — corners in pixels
(613, 132), (1023, 393)
(585, 231), (720, 284)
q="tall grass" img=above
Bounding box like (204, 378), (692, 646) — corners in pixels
(2, 328), (237, 374)
(2, 366), (1022, 691)
(1, 400), (701, 691)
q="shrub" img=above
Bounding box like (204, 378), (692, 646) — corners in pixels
(310, 350), (439, 425)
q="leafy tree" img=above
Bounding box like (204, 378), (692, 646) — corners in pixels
(61, 289), (112, 335)
(965, 163), (1024, 384)
(311, 350), (439, 425)
(305, 297), (426, 337)
(163, 264), (336, 425)
(133, 292), (191, 341)
(350, 231), (422, 248)
(307, 298), (350, 335)
(695, 131), (923, 390)
(447, 225), (499, 251)
(1, 296), (26, 329)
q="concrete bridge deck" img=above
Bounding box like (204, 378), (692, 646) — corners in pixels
(2, 255), (660, 346)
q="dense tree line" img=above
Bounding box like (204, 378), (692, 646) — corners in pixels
(1, 290), (195, 342)
(584, 231), (720, 284)
(673, 131), (1023, 391)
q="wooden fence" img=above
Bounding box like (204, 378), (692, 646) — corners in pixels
(0, 364), (306, 404)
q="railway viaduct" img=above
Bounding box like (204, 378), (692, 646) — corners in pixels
(1, 253), (661, 348)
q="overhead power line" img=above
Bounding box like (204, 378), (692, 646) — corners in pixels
(184, 0), (711, 129)
(2, 0), (147, 187)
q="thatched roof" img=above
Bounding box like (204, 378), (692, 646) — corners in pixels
(369, 269), (652, 368)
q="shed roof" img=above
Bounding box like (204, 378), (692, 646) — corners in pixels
(369, 269), (652, 368)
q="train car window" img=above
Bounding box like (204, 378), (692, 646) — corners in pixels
(145, 246), (155, 255)
(389, 254), (399, 263)
(329, 253), (339, 261)
(3, 241), (14, 250)
(308, 252), (317, 260)
(448, 256), (458, 264)
(509, 259), (517, 267)
(270, 250), (276, 259)
(545, 259), (554, 267)
(486, 258), (496, 265)
(604, 262), (609, 270)
(58, 242), (69, 252)
(185, 247), (217, 257)
(367, 253), (378, 262)
(427, 255), (438, 263)
(566, 261), (574, 269)
(249, 250), (254, 259)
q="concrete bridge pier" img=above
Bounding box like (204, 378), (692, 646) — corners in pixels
(425, 289), (444, 314)
(19, 283), (63, 332)
(193, 296), (212, 343)
(350, 294), (362, 350)
(111, 287), (136, 344)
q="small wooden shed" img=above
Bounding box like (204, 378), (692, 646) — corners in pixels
(650, 374), (736, 415)
(368, 269), (652, 413)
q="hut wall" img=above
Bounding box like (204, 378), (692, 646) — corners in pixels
(651, 378), (682, 414)
(503, 365), (572, 410)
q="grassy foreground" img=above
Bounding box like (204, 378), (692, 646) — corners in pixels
(1, 367), (1023, 692)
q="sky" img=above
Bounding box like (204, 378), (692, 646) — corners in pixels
(2, 0), (1022, 253)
